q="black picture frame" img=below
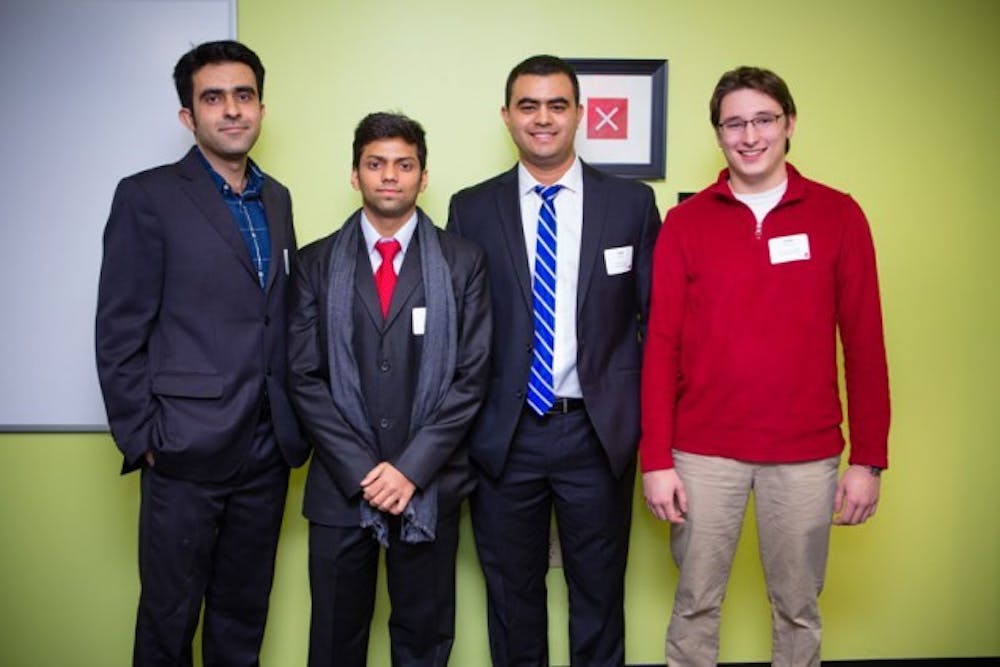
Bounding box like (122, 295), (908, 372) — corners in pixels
(566, 58), (668, 180)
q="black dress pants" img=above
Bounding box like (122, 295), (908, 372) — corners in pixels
(133, 419), (289, 667)
(471, 409), (634, 667)
(307, 511), (461, 667)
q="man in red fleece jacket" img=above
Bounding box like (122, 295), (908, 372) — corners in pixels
(640, 66), (890, 667)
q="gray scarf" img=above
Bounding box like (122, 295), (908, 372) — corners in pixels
(325, 210), (457, 546)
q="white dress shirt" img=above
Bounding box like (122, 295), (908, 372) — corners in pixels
(518, 158), (583, 399)
(360, 210), (418, 275)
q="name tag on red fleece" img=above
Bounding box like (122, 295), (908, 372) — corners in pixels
(768, 233), (810, 264)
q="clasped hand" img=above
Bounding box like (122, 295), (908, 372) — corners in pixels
(361, 462), (416, 516)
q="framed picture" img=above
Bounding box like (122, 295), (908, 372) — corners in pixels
(566, 58), (668, 180)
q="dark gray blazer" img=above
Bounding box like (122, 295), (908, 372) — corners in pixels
(288, 210), (491, 526)
(446, 162), (660, 479)
(95, 147), (307, 481)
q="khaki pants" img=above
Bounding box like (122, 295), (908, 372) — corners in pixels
(666, 451), (839, 667)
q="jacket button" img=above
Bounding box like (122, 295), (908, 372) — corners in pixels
(264, 315), (271, 326)
(515, 390), (524, 399)
(379, 360), (390, 372)
(265, 367), (272, 377)
(379, 418), (390, 429)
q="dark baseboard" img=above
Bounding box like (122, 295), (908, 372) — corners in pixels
(619, 660), (1000, 667)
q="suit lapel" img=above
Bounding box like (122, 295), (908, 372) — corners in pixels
(354, 231), (384, 331)
(495, 167), (533, 311)
(177, 148), (258, 281)
(261, 178), (288, 294)
(385, 233), (421, 330)
(577, 163), (609, 314)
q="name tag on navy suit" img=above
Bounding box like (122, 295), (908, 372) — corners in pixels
(603, 245), (633, 275)
(412, 307), (426, 335)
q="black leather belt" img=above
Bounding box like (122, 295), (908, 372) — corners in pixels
(531, 397), (585, 416)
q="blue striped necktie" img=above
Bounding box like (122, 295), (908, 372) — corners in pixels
(527, 184), (563, 416)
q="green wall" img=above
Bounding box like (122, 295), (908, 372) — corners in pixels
(2, 1), (998, 665)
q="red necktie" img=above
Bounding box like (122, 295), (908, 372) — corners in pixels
(374, 239), (401, 318)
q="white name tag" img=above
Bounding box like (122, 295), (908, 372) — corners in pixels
(411, 307), (426, 335)
(768, 234), (810, 264)
(603, 245), (634, 276)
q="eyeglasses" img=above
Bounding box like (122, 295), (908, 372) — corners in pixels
(717, 113), (784, 134)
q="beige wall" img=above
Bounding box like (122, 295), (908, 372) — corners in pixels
(1, 1), (998, 664)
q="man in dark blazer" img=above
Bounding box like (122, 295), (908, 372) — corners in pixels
(95, 41), (307, 666)
(287, 112), (491, 667)
(446, 55), (661, 666)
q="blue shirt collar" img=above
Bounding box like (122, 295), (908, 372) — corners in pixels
(194, 146), (265, 198)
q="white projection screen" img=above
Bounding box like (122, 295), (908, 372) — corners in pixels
(0, 0), (235, 430)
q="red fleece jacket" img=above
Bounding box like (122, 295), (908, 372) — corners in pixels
(640, 165), (889, 471)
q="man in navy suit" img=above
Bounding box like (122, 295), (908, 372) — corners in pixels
(446, 55), (661, 666)
(287, 112), (491, 667)
(95, 41), (307, 666)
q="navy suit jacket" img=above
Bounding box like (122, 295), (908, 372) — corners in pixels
(96, 147), (307, 481)
(288, 210), (491, 526)
(446, 162), (660, 479)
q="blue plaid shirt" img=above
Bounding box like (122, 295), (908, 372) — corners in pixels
(197, 148), (271, 290)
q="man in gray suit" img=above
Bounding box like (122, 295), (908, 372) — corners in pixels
(287, 112), (491, 667)
(95, 41), (307, 666)
(447, 55), (661, 666)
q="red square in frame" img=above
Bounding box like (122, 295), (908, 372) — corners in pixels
(587, 97), (629, 139)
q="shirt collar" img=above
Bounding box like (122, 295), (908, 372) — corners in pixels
(709, 162), (805, 205)
(195, 146), (265, 198)
(729, 179), (787, 203)
(517, 156), (583, 197)
(360, 209), (419, 255)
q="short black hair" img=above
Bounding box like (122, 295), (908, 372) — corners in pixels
(352, 112), (427, 170)
(173, 40), (265, 110)
(505, 55), (580, 107)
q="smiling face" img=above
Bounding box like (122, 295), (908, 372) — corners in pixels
(351, 137), (427, 236)
(502, 73), (583, 183)
(178, 61), (264, 173)
(716, 87), (796, 193)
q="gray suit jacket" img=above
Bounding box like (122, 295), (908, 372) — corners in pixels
(447, 162), (660, 478)
(95, 147), (307, 481)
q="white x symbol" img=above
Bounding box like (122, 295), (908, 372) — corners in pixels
(595, 106), (620, 131)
